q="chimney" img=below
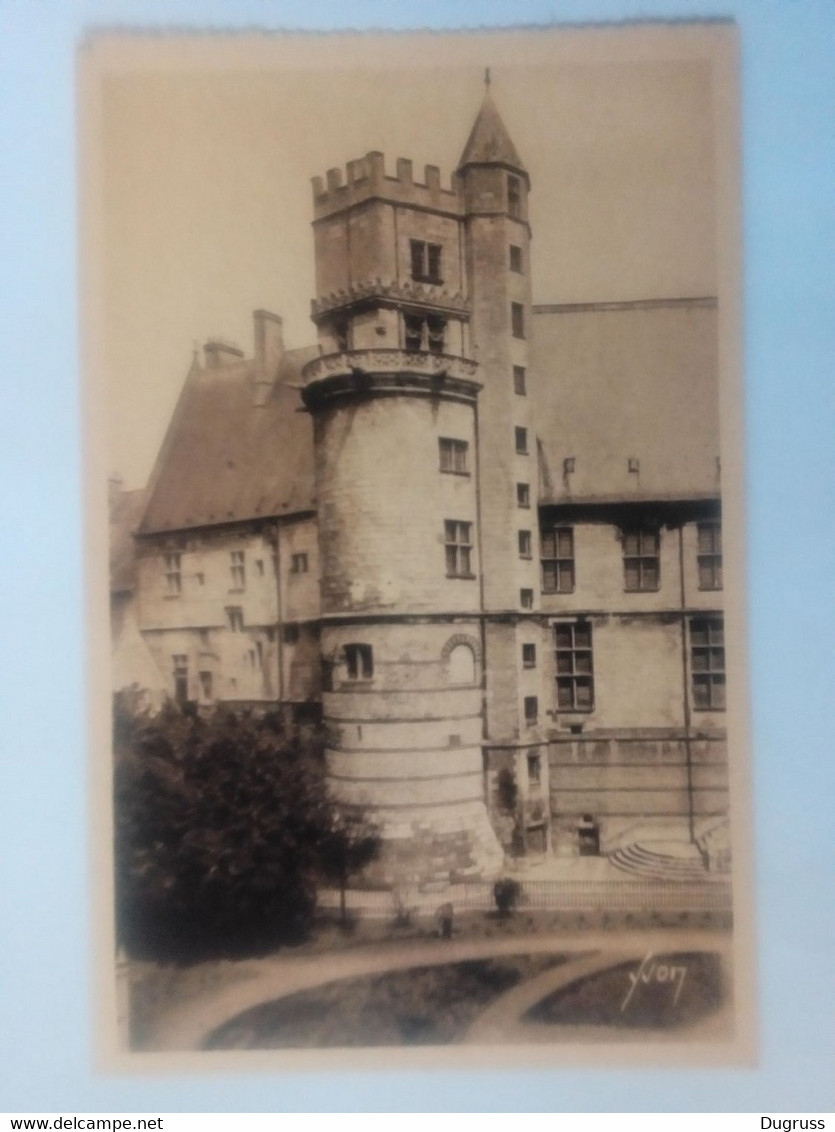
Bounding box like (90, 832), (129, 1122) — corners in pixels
(253, 310), (284, 405)
(204, 339), (244, 368)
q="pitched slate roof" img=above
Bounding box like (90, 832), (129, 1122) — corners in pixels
(457, 92), (527, 174)
(138, 346), (318, 536)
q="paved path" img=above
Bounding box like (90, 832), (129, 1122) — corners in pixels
(143, 928), (731, 1051)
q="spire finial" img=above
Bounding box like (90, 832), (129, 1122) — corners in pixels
(484, 67), (491, 91)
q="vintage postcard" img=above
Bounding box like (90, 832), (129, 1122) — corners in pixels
(81, 23), (751, 1068)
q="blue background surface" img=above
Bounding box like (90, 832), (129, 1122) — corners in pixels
(1, 0), (833, 1113)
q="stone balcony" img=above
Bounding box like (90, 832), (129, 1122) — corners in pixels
(301, 349), (481, 409)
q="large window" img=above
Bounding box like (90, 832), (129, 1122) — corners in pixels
(623, 529), (660, 592)
(410, 239), (443, 283)
(690, 618), (725, 710)
(230, 549), (246, 590)
(345, 643), (373, 681)
(697, 522), (723, 590)
(164, 553), (181, 596)
(541, 527), (575, 594)
(444, 520), (473, 577)
(404, 314), (446, 354)
(555, 622), (594, 711)
(439, 438), (469, 474)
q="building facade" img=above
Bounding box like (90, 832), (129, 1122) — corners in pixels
(119, 91), (728, 882)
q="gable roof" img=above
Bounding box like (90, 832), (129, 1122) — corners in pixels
(138, 346), (318, 536)
(457, 92), (527, 174)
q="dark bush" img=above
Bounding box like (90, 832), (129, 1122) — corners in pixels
(113, 692), (377, 961)
(492, 877), (521, 918)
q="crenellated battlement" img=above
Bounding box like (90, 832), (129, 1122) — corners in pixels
(312, 151), (462, 220)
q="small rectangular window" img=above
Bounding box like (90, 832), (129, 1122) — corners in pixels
(345, 643), (373, 680)
(230, 550), (246, 590)
(518, 530), (532, 559)
(513, 366), (527, 395)
(542, 527), (575, 594)
(444, 520), (473, 578)
(555, 621), (594, 711)
(520, 588), (534, 610)
(697, 521), (723, 591)
(515, 427), (528, 455)
(507, 174), (521, 218)
(290, 552), (309, 574)
(198, 670), (213, 700)
(226, 606), (244, 632)
(439, 438), (469, 475)
(511, 302), (525, 339)
(516, 483), (530, 508)
(524, 696), (538, 724)
(509, 244), (523, 273)
(527, 753), (542, 784)
(623, 529), (660, 591)
(164, 553), (182, 596)
(691, 617), (725, 710)
(522, 643), (536, 668)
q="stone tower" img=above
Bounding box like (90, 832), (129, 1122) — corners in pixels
(301, 88), (538, 882)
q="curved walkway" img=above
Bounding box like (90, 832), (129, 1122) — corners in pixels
(145, 928), (731, 1051)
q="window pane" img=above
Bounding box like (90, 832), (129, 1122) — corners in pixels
(710, 622), (724, 645)
(558, 561), (575, 591)
(692, 676), (710, 708)
(556, 679), (573, 708)
(444, 520), (455, 542)
(427, 244), (442, 281)
(575, 650), (592, 675)
(691, 622), (708, 646)
(541, 532), (556, 558)
(557, 529), (573, 557)
(555, 625), (573, 649)
(410, 240), (424, 277)
(574, 625), (591, 649)
(642, 560), (658, 589)
(556, 652), (574, 675)
(575, 679), (593, 708)
(642, 530), (659, 554)
(692, 648), (709, 672)
(623, 532), (640, 556)
(710, 647), (725, 672)
(712, 676), (726, 709)
(542, 562), (557, 592)
(460, 547), (471, 575)
(698, 561), (713, 589)
(445, 546), (457, 574)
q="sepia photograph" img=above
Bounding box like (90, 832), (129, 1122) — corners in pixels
(82, 23), (751, 1064)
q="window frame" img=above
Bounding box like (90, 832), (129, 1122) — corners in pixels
(554, 621), (595, 712)
(520, 588), (534, 610)
(690, 617), (726, 711)
(513, 365), (527, 395)
(527, 752), (542, 785)
(290, 552), (309, 574)
(409, 238), (443, 284)
(622, 528), (660, 592)
(697, 521), (723, 591)
(522, 643), (536, 669)
(511, 302), (525, 339)
(509, 244), (523, 273)
(439, 437), (469, 475)
(516, 482), (530, 509)
(507, 174), (521, 218)
(524, 695), (539, 725)
(345, 642), (374, 681)
(164, 552), (182, 596)
(518, 529), (533, 559)
(515, 426), (529, 455)
(444, 520), (474, 578)
(541, 526), (575, 594)
(229, 549), (246, 591)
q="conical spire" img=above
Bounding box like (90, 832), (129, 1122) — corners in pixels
(457, 79), (527, 175)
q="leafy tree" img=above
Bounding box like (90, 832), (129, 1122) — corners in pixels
(113, 694), (377, 960)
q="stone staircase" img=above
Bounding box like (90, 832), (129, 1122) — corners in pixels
(607, 840), (710, 883)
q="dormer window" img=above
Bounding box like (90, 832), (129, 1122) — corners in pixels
(410, 240), (443, 284)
